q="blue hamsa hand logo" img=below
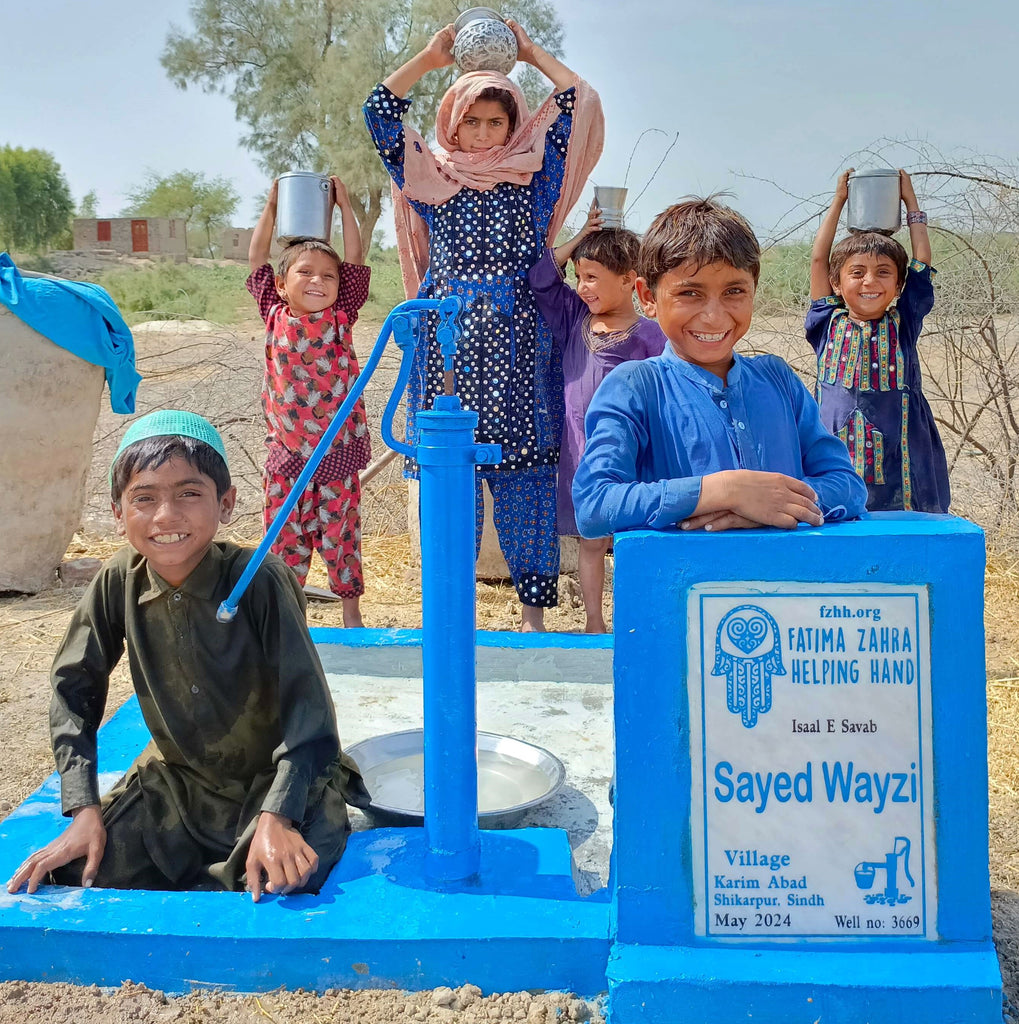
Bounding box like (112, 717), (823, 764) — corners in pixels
(712, 605), (786, 728)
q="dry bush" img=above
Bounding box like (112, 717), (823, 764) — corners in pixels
(84, 314), (410, 543)
(748, 139), (1019, 539)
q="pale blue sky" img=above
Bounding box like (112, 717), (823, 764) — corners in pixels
(6, 0), (1016, 241)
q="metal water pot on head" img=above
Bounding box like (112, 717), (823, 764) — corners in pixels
(593, 185), (628, 229)
(452, 7), (518, 75)
(275, 172), (333, 244)
(846, 168), (902, 235)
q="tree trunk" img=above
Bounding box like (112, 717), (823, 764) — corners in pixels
(352, 188), (384, 256)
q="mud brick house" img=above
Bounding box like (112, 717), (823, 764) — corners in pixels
(72, 217), (187, 257)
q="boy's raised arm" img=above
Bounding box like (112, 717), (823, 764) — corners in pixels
(331, 177), (363, 267)
(810, 169), (852, 300)
(250, 179), (278, 271)
(552, 201), (602, 268)
(900, 170), (932, 266)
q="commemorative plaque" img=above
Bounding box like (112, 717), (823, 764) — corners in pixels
(688, 582), (936, 940)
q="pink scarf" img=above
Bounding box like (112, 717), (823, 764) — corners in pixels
(392, 70), (604, 298)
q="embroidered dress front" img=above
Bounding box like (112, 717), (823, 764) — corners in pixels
(805, 260), (949, 512)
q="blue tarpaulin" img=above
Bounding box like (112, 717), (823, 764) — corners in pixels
(0, 252), (140, 413)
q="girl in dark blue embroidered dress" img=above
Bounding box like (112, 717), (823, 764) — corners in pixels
(806, 169), (949, 513)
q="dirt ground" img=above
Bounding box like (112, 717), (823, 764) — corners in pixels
(1, 315), (1018, 1021)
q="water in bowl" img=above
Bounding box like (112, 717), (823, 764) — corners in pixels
(366, 750), (552, 814)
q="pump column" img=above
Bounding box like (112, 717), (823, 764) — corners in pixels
(416, 395), (499, 883)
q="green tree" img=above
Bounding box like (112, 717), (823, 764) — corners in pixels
(123, 169), (239, 257)
(78, 189), (100, 218)
(0, 146), (74, 253)
(161, 0), (564, 252)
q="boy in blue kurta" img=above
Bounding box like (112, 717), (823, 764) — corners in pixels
(573, 198), (867, 538)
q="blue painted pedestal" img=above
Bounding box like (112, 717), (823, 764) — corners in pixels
(607, 514), (1002, 1023)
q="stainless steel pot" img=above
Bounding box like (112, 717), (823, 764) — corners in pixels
(276, 172), (333, 244)
(453, 8), (518, 75)
(847, 168), (901, 235)
(594, 185), (628, 229)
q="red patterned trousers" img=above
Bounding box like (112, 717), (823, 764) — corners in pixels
(262, 471), (364, 598)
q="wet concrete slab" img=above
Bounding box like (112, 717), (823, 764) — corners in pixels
(317, 628), (614, 895)
(0, 629), (615, 994)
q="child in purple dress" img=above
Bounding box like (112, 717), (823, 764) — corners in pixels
(529, 205), (666, 632)
(806, 169), (949, 513)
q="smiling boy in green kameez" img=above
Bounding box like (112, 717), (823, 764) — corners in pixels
(7, 410), (368, 901)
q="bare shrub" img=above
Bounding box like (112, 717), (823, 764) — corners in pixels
(84, 314), (409, 543)
(747, 140), (1019, 538)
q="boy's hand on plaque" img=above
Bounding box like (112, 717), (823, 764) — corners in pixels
(681, 509), (762, 532)
(724, 470), (823, 529)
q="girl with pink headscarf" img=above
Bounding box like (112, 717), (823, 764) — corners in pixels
(364, 20), (603, 632)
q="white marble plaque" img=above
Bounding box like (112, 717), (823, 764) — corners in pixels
(688, 582), (936, 940)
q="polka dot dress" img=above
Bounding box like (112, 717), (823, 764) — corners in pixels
(364, 84), (577, 606)
(364, 83), (572, 469)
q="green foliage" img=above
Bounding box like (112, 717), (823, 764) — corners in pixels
(123, 169), (239, 258)
(0, 146), (74, 252)
(161, 0), (564, 251)
(363, 244), (409, 319)
(96, 261), (252, 326)
(78, 189), (99, 218)
(756, 242), (812, 315)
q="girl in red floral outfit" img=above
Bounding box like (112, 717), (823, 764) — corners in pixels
(247, 176), (371, 626)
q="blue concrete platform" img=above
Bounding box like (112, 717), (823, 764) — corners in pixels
(0, 631), (613, 996)
(607, 944), (1004, 1024)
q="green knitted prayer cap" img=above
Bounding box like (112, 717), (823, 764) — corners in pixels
(110, 410), (229, 483)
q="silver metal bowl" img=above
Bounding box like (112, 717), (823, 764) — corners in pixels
(453, 6), (505, 32)
(452, 14), (518, 75)
(346, 728), (566, 829)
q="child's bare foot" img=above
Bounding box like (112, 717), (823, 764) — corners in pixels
(585, 615), (608, 634)
(343, 596), (364, 629)
(520, 605), (546, 632)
